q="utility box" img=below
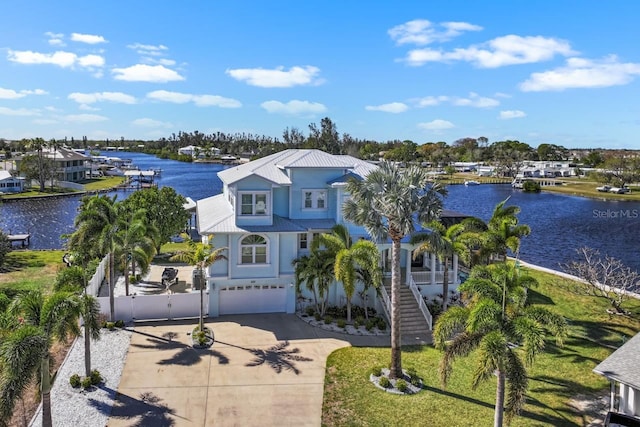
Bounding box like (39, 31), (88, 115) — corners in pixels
(192, 269), (205, 290)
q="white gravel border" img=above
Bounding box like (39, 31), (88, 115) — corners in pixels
(29, 327), (132, 427)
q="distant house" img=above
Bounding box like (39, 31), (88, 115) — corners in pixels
(195, 149), (463, 319)
(178, 145), (220, 158)
(594, 332), (640, 424)
(0, 170), (25, 193)
(16, 146), (89, 183)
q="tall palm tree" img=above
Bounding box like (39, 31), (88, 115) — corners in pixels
(170, 238), (226, 332)
(68, 195), (121, 321)
(0, 291), (84, 427)
(481, 198), (531, 263)
(410, 218), (480, 311)
(114, 208), (157, 296)
(314, 224), (381, 322)
(48, 139), (61, 189)
(343, 161), (445, 379)
(433, 263), (567, 427)
(293, 247), (335, 316)
(25, 138), (47, 192)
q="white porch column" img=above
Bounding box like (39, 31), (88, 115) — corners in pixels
(430, 253), (436, 286)
(406, 248), (412, 285)
(610, 381), (616, 412)
(453, 254), (459, 285)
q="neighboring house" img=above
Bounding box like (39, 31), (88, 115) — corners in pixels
(196, 149), (463, 317)
(594, 332), (640, 425)
(178, 145), (221, 158)
(16, 146), (89, 183)
(0, 170), (25, 193)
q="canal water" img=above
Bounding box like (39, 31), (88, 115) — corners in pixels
(1, 152), (639, 273)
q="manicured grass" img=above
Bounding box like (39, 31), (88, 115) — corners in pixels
(0, 250), (65, 294)
(541, 180), (640, 201)
(1, 187), (78, 198)
(81, 176), (125, 191)
(322, 267), (640, 426)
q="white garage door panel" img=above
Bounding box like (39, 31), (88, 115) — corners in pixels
(219, 285), (286, 315)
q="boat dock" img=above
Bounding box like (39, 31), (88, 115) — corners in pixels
(8, 233), (31, 247)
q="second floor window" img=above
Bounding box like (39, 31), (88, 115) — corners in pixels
(240, 234), (267, 264)
(239, 192), (268, 215)
(303, 190), (327, 210)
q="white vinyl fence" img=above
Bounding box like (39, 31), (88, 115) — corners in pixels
(87, 254), (205, 322)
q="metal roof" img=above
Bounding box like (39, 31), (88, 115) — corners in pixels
(593, 332), (640, 390)
(217, 149), (369, 186)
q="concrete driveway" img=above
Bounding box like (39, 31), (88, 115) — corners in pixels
(108, 314), (389, 426)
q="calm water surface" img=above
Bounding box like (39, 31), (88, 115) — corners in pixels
(1, 153), (639, 273)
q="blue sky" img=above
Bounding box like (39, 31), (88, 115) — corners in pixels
(1, 1), (640, 149)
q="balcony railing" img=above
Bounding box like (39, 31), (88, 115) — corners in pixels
(411, 270), (456, 285)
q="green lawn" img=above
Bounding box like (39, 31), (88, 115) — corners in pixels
(322, 267), (640, 426)
(81, 176), (125, 191)
(541, 180), (640, 201)
(0, 250), (65, 294)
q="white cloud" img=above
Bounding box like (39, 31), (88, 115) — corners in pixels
(260, 100), (327, 115)
(416, 93), (498, 108)
(403, 35), (575, 68)
(146, 90), (241, 108)
(127, 43), (169, 56)
(0, 107), (40, 116)
(520, 55), (640, 91)
(418, 119), (454, 130)
(7, 49), (105, 70)
(451, 93), (500, 108)
(499, 110), (526, 119)
(365, 102), (409, 113)
(64, 113), (108, 122)
(226, 66), (322, 88)
(45, 32), (64, 46)
(33, 119), (59, 125)
(70, 33), (107, 44)
(0, 87), (47, 99)
(112, 64), (184, 82)
(78, 104), (100, 111)
(131, 118), (173, 128)
(143, 57), (176, 66)
(388, 19), (482, 45)
(68, 91), (136, 104)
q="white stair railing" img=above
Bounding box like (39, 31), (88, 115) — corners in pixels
(408, 276), (433, 330)
(379, 284), (391, 324)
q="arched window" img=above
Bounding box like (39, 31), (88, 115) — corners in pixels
(240, 234), (268, 264)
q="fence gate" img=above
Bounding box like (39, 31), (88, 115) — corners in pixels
(98, 292), (207, 322)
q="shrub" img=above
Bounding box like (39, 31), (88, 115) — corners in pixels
(355, 315), (365, 325)
(305, 306), (315, 316)
(337, 319), (346, 329)
(324, 315), (333, 325)
(114, 320), (125, 328)
(396, 379), (408, 392)
(376, 317), (387, 330)
(105, 322), (116, 330)
(378, 376), (391, 388)
(81, 376), (93, 389)
(314, 313), (322, 321)
(69, 374), (81, 388)
(523, 180), (541, 193)
(370, 366), (382, 377)
(90, 369), (102, 385)
(365, 319), (376, 331)
(194, 330), (207, 346)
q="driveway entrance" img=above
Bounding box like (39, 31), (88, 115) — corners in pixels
(108, 314), (389, 426)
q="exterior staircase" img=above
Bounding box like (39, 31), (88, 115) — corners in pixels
(383, 280), (432, 345)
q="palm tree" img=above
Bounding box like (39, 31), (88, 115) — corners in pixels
(48, 139), (61, 189)
(433, 263), (567, 427)
(481, 198), (531, 263)
(170, 238), (226, 332)
(410, 218), (480, 311)
(25, 137), (47, 192)
(114, 208), (157, 296)
(0, 291), (84, 427)
(293, 247), (334, 316)
(343, 161), (445, 379)
(68, 195), (121, 321)
(314, 225), (381, 322)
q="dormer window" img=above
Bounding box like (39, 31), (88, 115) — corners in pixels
(302, 189), (327, 210)
(239, 192), (269, 216)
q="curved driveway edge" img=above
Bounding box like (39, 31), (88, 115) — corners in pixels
(109, 314), (390, 426)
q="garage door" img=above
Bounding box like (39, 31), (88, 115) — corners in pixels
(219, 284), (287, 315)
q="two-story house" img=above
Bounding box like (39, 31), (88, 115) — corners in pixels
(196, 149), (462, 317)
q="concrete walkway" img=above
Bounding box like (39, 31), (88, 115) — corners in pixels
(108, 314), (390, 426)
